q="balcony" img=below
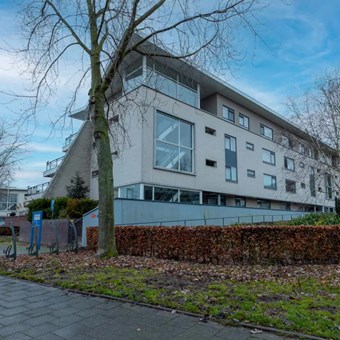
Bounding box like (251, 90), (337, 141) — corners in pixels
(26, 182), (49, 196)
(62, 133), (78, 152)
(43, 156), (64, 177)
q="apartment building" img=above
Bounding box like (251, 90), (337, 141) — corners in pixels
(29, 43), (338, 216)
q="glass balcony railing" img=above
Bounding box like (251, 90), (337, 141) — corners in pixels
(27, 182), (49, 196)
(46, 156), (64, 171)
(64, 133), (78, 149)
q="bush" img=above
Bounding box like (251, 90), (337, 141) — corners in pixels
(26, 197), (97, 220)
(87, 225), (340, 265)
(289, 213), (340, 226)
(66, 198), (98, 219)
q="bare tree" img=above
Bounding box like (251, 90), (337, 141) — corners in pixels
(13, 0), (270, 257)
(286, 69), (340, 205)
(0, 122), (23, 188)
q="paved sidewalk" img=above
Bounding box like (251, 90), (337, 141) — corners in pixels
(0, 276), (294, 340)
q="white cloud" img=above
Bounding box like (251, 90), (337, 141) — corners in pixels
(24, 143), (61, 153)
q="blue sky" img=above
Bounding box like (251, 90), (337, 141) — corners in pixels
(0, 0), (339, 189)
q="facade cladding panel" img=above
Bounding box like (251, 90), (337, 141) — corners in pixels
(60, 46), (338, 213)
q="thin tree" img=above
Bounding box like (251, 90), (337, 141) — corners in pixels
(286, 69), (340, 202)
(0, 121), (23, 188)
(14, 0), (269, 257)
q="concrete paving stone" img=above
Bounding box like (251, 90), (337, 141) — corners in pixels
(77, 314), (114, 328)
(75, 306), (104, 318)
(52, 322), (93, 338)
(0, 322), (28, 336)
(23, 323), (61, 338)
(0, 312), (31, 326)
(23, 307), (54, 318)
(48, 313), (83, 327)
(2, 332), (33, 340)
(177, 323), (226, 340)
(95, 300), (124, 310)
(34, 333), (64, 340)
(23, 313), (56, 327)
(0, 298), (28, 308)
(0, 305), (30, 316)
(161, 314), (202, 330)
(50, 306), (80, 317)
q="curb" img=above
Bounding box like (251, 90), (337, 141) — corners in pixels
(0, 275), (325, 340)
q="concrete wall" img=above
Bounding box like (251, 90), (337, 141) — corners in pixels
(44, 121), (92, 198)
(81, 199), (306, 246)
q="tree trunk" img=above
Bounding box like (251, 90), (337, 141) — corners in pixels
(94, 91), (117, 257)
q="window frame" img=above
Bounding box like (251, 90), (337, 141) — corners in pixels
(154, 111), (194, 174)
(239, 113), (249, 129)
(284, 156), (295, 171)
(260, 124), (273, 140)
(247, 169), (255, 178)
(262, 148), (276, 166)
(223, 106), (235, 123)
(263, 174), (277, 190)
(246, 142), (254, 151)
(285, 179), (296, 194)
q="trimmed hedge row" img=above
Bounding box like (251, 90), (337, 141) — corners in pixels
(87, 225), (340, 265)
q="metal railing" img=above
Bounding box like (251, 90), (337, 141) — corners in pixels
(27, 182), (49, 196)
(46, 156), (64, 171)
(64, 133), (78, 148)
(118, 212), (306, 227)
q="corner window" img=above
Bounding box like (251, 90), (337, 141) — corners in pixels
(260, 124), (273, 140)
(262, 149), (275, 165)
(239, 114), (249, 129)
(285, 180), (296, 193)
(284, 157), (295, 171)
(223, 106), (235, 123)
(264, 174), (277, 190)
(155, 112), (193, 173)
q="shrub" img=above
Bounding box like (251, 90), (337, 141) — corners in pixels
(86, 225), (340, 265)
(289, 213), (340, 226)
(26, 197), (97, 220)
(66, 198), (97, 219)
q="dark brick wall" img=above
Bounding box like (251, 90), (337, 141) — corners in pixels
(19, 219), (69, 247)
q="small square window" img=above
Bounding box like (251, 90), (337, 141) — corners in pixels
(247, 169), (255, 178)
(246, 142), (254, 151)
(223, 106), (235, 123)
(286, 180), (296, 193)
(205, 126), (216, 135)
(301, 183), (306, 189)
(206, 159), (217, 167)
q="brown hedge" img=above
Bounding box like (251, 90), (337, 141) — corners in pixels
(86, 225), (340, 265)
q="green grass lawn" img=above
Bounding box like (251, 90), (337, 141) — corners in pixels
(0, 251), (339, 339)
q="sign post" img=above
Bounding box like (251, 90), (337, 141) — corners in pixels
(30, 211), (43, 250)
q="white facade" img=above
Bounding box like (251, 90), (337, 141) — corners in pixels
(30, 48), (339, 215)
(0, 187), (27, 224)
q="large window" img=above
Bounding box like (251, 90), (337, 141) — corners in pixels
(144, 185), (200, 204)
(239, 114), (249, 129)
(155, 112), (193, 173)
(262, 149), (275, 165)
(225, 135), (237, 182)
(0, 192), (18, 211)
(310, 167), (316, 197)
(223, 106), (235, 123)
(325, 174), (332, 199)
(119, 184), (141, 199)
(260, 124), (273, 140)
(284, 157), (295, 171)
(264, 174), (277, 190)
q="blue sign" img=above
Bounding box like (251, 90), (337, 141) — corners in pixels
(30, 211), (43, 250)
